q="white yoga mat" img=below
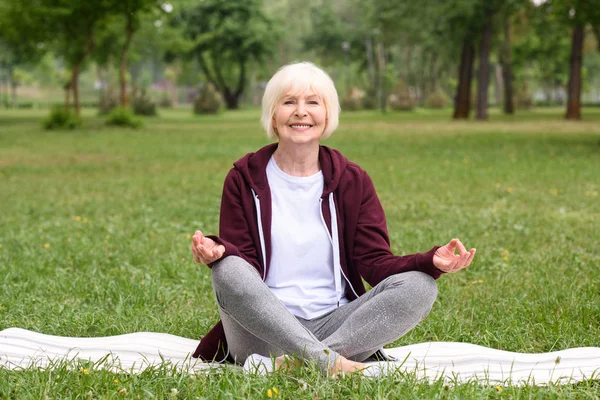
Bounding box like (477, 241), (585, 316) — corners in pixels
(1, 327), (599, 385)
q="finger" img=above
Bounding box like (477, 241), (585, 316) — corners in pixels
(191, 248), (201, 264)
(442, 257), (460, 273)
(458, 251), (471, 269)
(446, 238), (459, 254)
(456, 239), (468, 256)
(198, 243), (214, 259)
(464, 249), (476, 267)
(199, 232), (206, 244)
(449, 252), (469, 272)
(214, 245), (225, 260)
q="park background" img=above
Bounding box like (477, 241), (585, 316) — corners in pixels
(1, 0), (600, 398)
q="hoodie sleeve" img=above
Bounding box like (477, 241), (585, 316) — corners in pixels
(352, 171), (444, 286)
(206, 169), (263, 272)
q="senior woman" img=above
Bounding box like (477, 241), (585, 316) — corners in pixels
(191, 62), (475, 376)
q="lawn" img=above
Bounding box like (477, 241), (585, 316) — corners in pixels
(1, 107), (599, 398)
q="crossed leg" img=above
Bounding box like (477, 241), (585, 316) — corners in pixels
(211, 256), (437, 375)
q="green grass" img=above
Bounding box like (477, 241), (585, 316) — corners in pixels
(1, 107), (599, 398)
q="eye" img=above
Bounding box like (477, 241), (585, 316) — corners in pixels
(283, 100), (295, 105)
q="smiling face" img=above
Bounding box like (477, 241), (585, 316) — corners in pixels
(272, 89), (327, 147)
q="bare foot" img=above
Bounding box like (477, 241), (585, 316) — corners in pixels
(275, 355), (303, 372)
(329, 355), (367, 377)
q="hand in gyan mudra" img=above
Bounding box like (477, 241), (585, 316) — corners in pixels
(192, 230), (225, 265)
(433, 238), (476, 273)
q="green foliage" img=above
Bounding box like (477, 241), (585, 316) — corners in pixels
(361, 88), (379, 110)
(105, 106), (143, 128)
(388, 81), (416, 111)
(425, 90), (450, 109)
(159, 94), (173, 108)
(98, 88), (119, 115)
(303, 4), (354, 66)
(178, 0), (278, 109)
(42, 105), (81, 130)
(513, 3), (571, 90)
(193, 83), (223, 115)
(514, 82), (534, 110)
(131, 88), (157, 116)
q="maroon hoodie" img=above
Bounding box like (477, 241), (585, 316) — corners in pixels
(192, 143), (442, 361)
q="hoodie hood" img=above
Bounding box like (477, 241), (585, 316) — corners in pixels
(233, 143), (349, 198)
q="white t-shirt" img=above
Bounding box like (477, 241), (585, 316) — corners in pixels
(265, 156), (348, 319)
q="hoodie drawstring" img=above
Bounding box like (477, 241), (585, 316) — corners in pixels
(320, 195), (360, 302)
(251, 188), (267, 280)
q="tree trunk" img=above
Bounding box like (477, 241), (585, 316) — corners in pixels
(69, 29), (95, 116)
(11, 79), (17, 108)
(8, 65), (17, 107)
(71, 64), (80, 116)
(1, 66), (7, 107)
(377, 41), (386, 113)
(120, 14), (135, 107)
(566, 25), (584, 120)
(428, 51), (438, 96)
(65, 81), (71, 110)
(365, 36), (376, 90)
(494, 64), (503, 106)
(233, 58), (246, 104)
(593, 26), (600, 52)
(223, 91), (239, 109)
(453, 37), (475, 119)
(419, 49), (429, 104)
(476, 18), (493, 120)
(501, 19), (514, 115)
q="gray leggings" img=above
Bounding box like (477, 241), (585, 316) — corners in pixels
(211, 256), (437, 373)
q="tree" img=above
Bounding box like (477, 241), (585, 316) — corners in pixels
(512, 3), (570, 105)
(3, 0), (111, 115)
(431, 0), (481, 119)
(107, 0), (162, 107)
(55, 2), (105, 115)
(0, 0), (47, 107)
(500, 17), (515, 114)
(550, 0), (600, 119)
(475, 5), (496, 120)
(179, 0), (277, 109)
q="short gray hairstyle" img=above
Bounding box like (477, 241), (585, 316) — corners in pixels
(260, 62), (340, 140)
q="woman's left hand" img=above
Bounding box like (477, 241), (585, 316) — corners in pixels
(433, 238), (476, 273)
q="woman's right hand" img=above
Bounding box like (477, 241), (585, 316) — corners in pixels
(192, 230), (225, 265)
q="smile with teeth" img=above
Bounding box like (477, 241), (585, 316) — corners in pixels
(290, 124), (312, 129)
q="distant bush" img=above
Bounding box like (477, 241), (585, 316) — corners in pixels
(42, 105), (81, 130)
(425, 90), (449, 109)
(131, 88), (157, 116)
(193, 83), (223, 114)
(361, 88), (379, 110)
(98, 89), (119, 115)
(159, 95), (173, 108)
(388, 81), (416, 111)
(105, 107), (142, 129)
(341, 87), (364, 111)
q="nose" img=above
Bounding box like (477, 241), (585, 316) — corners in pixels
(294, 101), (307, 116)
